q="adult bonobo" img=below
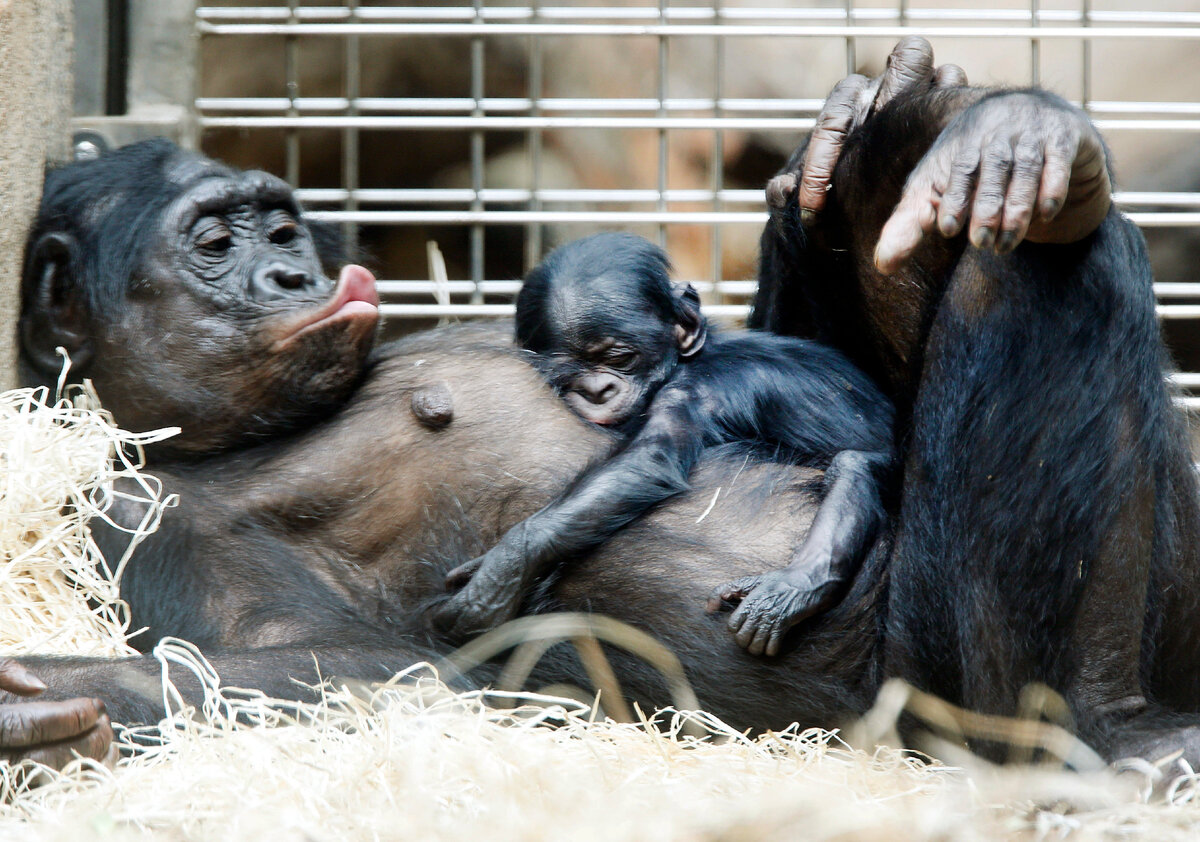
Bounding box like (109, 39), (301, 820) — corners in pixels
(3, 40), (1198, 771)
(750, 36), (1200, 763)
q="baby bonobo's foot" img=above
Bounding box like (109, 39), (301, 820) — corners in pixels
(434, 544), (531, 641)
(707, 565), (845, 657)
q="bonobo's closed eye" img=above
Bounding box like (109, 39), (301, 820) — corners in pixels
(515, 232), (709, 429)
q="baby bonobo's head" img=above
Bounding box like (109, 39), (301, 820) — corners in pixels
(516, 232), (707, 428)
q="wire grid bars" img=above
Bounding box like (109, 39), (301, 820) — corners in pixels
(193, 1), (1200, 364)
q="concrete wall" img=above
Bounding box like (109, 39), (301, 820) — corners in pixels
(0, 1), (73, 390)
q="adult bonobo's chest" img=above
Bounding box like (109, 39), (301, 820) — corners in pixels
(153, 326), (614, 595)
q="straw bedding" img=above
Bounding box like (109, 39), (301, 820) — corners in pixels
(3, 378), (1200, 841)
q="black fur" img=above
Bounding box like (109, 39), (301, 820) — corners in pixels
(435, 233), (896, 652)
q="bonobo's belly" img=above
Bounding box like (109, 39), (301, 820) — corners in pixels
(109, 324), (881, 727)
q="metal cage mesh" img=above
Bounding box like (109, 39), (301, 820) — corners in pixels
(194, 2), (1200, 401)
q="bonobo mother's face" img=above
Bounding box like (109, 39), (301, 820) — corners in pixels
(19, 145), (380, 455)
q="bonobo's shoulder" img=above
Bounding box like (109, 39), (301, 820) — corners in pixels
(701, 328), (858, 369)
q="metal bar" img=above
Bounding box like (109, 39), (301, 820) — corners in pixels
(285, 0), (300, 187)
(196, 23), (1200, 39)
(656, 0), (668, 250)
(304, 209), (1200, 227)
(193, 97), (1200, 118)
(470, 0), (485, 303)
(379, 303), (753, 318)
(197, 115), (1200, 132)
(288, 188), (1200, 207)
(194, 7), (1200, 26)
(198, 116), (819, 130)
(306, 210), (766, 224)
(711, 0), (725, 303)
(343, 0), (360, 253)
(525, 0), (543, 272)
(197, 96), (829, 113)
(374, 279), (760, 296)
(296, 187), (768, 204)
(373, 302), (1200, 320)
(375, 279), (1196, 301)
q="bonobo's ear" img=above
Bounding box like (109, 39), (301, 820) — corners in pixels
(20, 232), (93, 376)
(673, 283), (707, 358)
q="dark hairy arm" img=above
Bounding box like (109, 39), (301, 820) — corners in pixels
(435, 393), (706, 639)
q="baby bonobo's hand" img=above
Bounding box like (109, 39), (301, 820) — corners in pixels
(707, 565), (845, 658)
(435, 543), (533, 641)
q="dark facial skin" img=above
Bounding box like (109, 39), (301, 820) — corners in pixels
(515, 233), (705, 429)
(21, 152), (381, 455)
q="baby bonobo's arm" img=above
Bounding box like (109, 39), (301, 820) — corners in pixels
(434, 391), (704, 640)
(696, 337), (895, 657)
(707, 448), (891, 657)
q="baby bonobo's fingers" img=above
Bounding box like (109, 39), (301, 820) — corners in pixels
(933, 63), (967, 88)
(705, 576), (756, 613)
(873, 35), (935, 112)
(798, 73), (871, 218)
(444, 556), (484, 590)
(0, 659), (48, 697)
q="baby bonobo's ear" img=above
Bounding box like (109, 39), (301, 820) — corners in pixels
(673, 283), (707, 358)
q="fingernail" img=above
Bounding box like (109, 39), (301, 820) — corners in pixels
(973, 227), (996, 250)
(995, 231), (1018, 253)
(800, 208), (817, 228)
(938, 214), (958, 237)
(1040, 197), (1063, 219)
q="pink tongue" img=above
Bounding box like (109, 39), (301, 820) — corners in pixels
(337, 264), (380, 307)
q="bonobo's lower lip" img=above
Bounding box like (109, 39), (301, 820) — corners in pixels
(273, 264), (380, 349)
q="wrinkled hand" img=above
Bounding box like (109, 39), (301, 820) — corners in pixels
(0, 658), (114, 771)
(435, 543), (534, 641)
(707, 568), (844, 657)
(874, 91), (1110, 273)
(767, 35), (967, 229)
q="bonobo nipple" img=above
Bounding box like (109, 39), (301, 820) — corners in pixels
(411, 381), (454, 428)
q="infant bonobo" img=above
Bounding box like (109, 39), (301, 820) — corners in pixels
(437, 233), (895, 655)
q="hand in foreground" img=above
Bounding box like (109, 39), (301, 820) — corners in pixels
(707, 566), (844, 658)
(0, 658), (114, 771)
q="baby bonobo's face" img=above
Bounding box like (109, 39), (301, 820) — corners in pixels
(554, 331), (674, 427)
(515, 233), (706, 430)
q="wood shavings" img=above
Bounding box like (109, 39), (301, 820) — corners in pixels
(0, 373), (178, 656)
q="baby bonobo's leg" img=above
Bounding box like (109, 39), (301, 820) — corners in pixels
(708, 449), (890, 656)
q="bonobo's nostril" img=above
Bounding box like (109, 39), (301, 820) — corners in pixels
(577, 375), (621, 405)
(271, 266), (310, 290)
(252, 261), (314, 299)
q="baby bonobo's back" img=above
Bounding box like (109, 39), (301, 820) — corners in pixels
(436, 233), (896, 656)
